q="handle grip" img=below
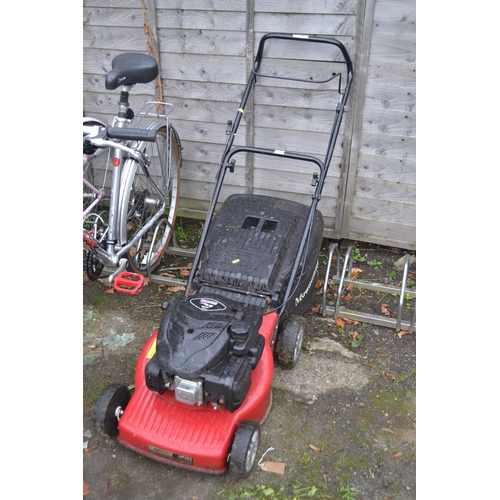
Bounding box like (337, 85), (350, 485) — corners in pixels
(107, 127), (156, 142)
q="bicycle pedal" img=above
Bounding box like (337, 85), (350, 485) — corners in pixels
(114, 272), (145, 295)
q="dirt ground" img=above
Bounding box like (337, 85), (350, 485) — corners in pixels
(83, 230), (416, 500)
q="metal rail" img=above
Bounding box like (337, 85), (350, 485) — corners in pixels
(321, 243), (416, 333)
(96, 241), (416, 334)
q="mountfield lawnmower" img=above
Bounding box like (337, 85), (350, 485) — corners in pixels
(93, 33), (353, 477)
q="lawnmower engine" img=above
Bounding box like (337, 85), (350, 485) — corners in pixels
(145, 294), (265, 412)
(145, 193), (323, 412)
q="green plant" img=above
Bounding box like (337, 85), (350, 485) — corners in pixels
(405, 293), (414, 309)
(174, 218), (202, 247)
(174, 220), (190, 245)
(293, 484), (318, 497)
(338, 484), (357, 500)
(292, 481), (332, 499)
(218, 481), (334, 499)
(352, 248), (365, 263)
(367, 259), (382, 269)
(218, 485), (287, 499)
(351, 333), (364, 348)
(385, 270), (397, 278)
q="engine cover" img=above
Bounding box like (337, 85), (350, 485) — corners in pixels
(145, 293), (265, 412)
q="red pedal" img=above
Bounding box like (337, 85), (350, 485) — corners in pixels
(114, 272), (144, 295)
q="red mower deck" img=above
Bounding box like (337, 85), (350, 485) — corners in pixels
(117, 312), (277, 473)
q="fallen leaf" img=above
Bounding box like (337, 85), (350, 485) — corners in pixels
(397, 330), (409, 338)
(160, 272), (177, 278)
(391, 451), (402, 459)
(344, 293), (353, 301)
(104, 477), (111, 493)
(83, 481), (90, 496)
(143, 277), (150, 286)
(309, 444), (323, 452)
(335, 317), (345, 329)
(351, 267), (363, 276)
(346, 283), (355, 291)
(259, 461), (286, 474)
(85, 444), (98, 453)
(167, 286), (186, 293)
(105, 288), (115, 294)
(343, 318), (359, 325)
(315, 279), (323, 289)
(380, 304), (392, 317)
(180, 268), (191, 276)
(352, 331), (359, 341)
(310, 304), (321, 314)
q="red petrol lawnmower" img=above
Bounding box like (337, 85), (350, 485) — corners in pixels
(94, 32), (353, 477)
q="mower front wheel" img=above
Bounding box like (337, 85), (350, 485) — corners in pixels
(93, 384), (131, 437)
(228, 421), (260, 478)
(275, 315), (305, 368)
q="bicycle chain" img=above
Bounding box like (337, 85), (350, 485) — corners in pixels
(86, 251), (104, 281)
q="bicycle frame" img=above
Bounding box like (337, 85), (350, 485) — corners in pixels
(83, 100), (174, 280)
(83, 174), (105, 220)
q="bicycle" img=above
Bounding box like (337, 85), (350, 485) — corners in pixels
(83, 53), (182, 290)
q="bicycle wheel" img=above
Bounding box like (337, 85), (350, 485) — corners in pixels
(83, 144), (111, 280)
(83, 161), (95, 215)
(118, 125), (181, 275)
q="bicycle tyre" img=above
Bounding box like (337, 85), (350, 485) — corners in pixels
(118, 124), (181, 275)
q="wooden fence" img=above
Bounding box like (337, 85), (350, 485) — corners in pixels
(83, 0), (416, 250)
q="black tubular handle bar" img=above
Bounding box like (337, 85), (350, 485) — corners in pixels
(107, 126), (156, 142)
(83, 124), (157, 143)
(185, 33), (354, 298)
(225, 146), (326, 197)
(221, 33), (353, 187)
(254, 33), (353, 76)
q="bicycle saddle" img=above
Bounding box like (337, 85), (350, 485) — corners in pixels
(105, 53), (159, 90)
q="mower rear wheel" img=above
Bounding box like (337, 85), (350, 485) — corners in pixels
(275, 315), (305, 368)
(228, 421), (260, 478)
(93, 384), (131, 437)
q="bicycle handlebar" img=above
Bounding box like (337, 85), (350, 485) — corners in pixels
(83, 124), (156, 143)
(83, 123), (156, 164)
(107, 127), (156, 142)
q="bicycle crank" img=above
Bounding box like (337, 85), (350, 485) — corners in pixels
(86, 251), (104, 280)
